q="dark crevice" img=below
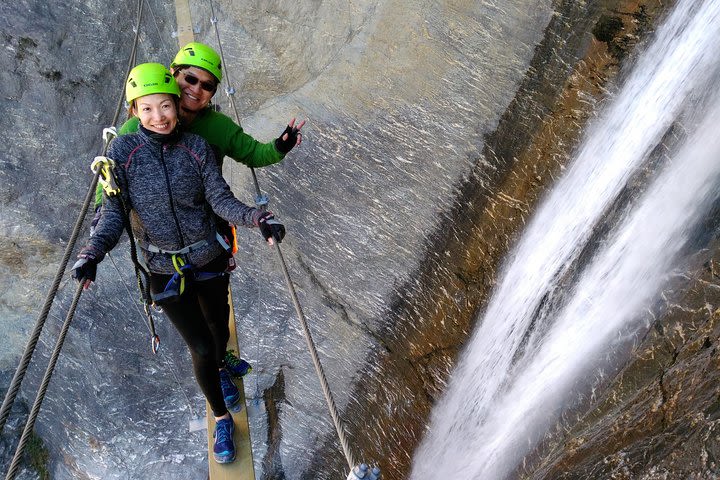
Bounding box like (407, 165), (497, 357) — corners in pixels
(261, 368), (287, 480)
(292, 251), (393, 354)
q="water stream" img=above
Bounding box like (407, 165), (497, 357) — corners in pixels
(411, 1), (720, 478)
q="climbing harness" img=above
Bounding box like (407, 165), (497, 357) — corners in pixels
(151, 254), (192, 305)
(139, 230), (225, 255)
(142, 228), (232, 305)
(150, 250), (229, 305)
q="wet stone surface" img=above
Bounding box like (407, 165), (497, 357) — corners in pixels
(4, 1), (716, 480)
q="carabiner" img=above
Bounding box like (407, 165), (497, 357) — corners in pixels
(144, 302), (161, 354)
(151, 335), (161, 354)
(90, 156), (120, 197)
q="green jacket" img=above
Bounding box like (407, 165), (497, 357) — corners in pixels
(95, 108), (284, 207)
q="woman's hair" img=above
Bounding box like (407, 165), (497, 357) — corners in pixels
(126, 99), (136, 120)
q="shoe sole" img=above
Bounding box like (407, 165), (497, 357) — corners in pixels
(214, 451), (237, 464)
(226, 396), (243, 413)
(229, 366), (252, 378)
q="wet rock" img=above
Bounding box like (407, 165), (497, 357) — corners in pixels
(593, 15), (625, 44)
(1, 0), (701, 479)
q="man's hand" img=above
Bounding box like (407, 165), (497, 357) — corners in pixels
(274, 118), (306, 154)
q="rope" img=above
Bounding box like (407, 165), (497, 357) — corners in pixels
(4, 283), (84, 480)
(0, 169), (100, 436)
(106, 254), (198, 420)
(112, 0), (143, 126)
(272, 243), (357, 470)
(207, 7), (232, 187)
(1, 0), (146, 474)
(111, 168), (159, 349)
(207, 1), (356, 470)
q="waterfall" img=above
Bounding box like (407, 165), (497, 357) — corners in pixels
(411, 1), (720, 478)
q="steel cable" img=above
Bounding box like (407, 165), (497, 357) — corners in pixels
(1, 0), (146, 475)
(4, 283), (84, 480)
(207, 0), (356, 470)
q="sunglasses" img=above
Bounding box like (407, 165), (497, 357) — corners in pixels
(180, 71), (217, 93)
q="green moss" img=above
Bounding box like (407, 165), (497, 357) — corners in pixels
(25, 431), (50, 480)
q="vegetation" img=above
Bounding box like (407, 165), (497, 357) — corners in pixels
(25, 431), (50, 480)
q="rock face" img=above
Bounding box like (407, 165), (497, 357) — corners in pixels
(529, 245), (720, 479)
(5, 0), (717, 480)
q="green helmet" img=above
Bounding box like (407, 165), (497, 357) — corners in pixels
(171, 42), (223, 83)
(126, 63), (181, 103)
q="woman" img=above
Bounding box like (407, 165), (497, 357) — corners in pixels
(72, 63), (285, 464)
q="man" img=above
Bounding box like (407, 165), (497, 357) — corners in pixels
(118, 42), (305, 167)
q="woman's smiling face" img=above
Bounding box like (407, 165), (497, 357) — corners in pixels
(133, 93), (178, 134)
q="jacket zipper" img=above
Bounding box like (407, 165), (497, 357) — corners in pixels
(159, 144), (187, 247)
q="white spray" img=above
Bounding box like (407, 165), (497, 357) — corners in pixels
(411, 1), (720, 478)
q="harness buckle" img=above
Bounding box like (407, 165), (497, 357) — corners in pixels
(151, 255), (193, 306)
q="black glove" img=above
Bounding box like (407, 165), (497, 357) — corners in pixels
(258, 212), (286, 243)
(274, 124), (302, 154)
(71, 252), (100, 288)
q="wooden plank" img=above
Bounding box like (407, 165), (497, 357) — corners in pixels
(174, 0), (195, 46)
(171, 3), (255, 477)
(206, 288), (256, 479)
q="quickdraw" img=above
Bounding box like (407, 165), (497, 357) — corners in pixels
(89, 127), (162, 355)
(90, 156), (120, 197)
(144, 302), (161, 354)
(150, 253), (228, 306)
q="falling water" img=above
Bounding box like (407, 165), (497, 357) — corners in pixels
(411, 1), (720, 478)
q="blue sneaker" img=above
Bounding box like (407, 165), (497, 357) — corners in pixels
(213, 417), (236, 463)
(224, 350), (252, 378)
(219, 368), (242, 413)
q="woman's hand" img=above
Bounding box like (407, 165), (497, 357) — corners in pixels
(71, 253), (100, 290)
(257, 212), (286, 245)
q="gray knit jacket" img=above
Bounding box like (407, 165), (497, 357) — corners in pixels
(83, 127), (263, 274)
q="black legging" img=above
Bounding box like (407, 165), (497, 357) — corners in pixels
(149, 254), (230, 417)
